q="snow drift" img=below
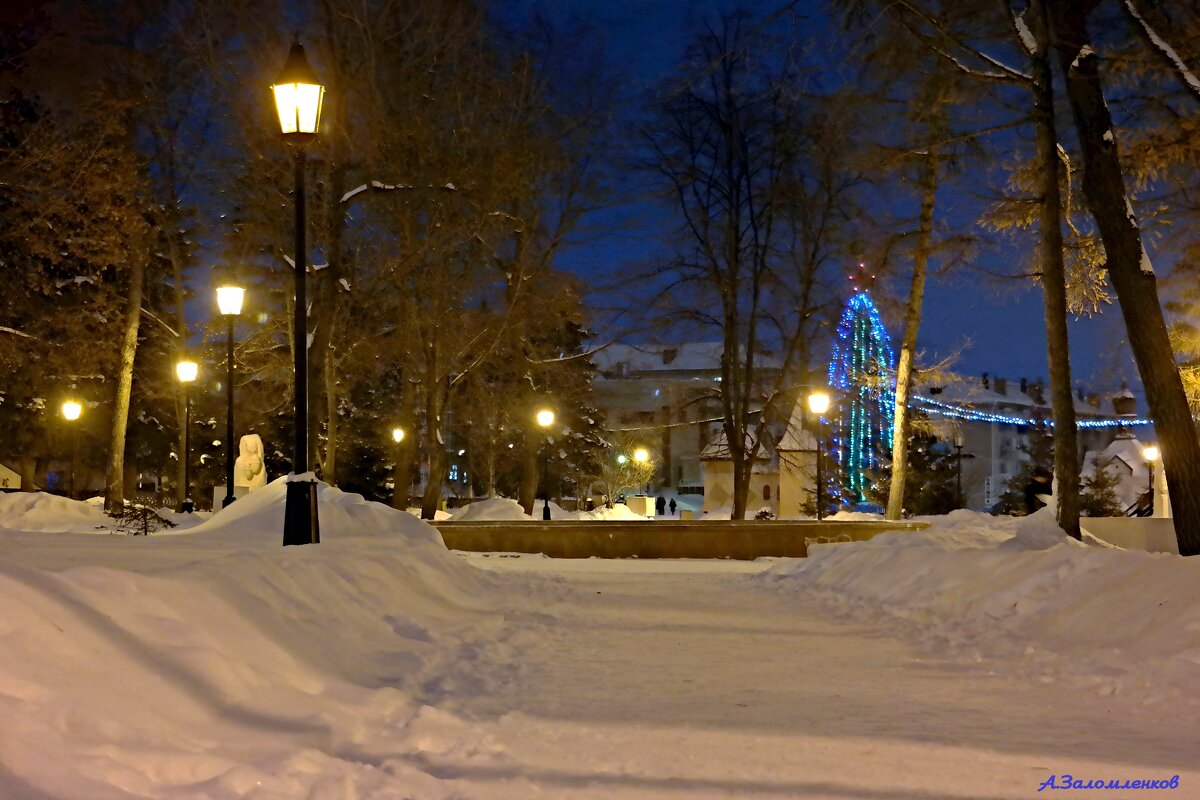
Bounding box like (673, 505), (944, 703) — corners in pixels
(761, 507), (1200, 705)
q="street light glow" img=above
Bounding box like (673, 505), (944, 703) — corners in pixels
(216, 285), (245, 316)
(807, 391), (831, 415)
(176, 360), (198, 383)
(62, 400), (82, 421)
(633, 447), (649, 463)
(536, 409), (555, 428)
(392, 427), (405, 444)
(617, 454), (627, 465)
(1144, 445), (1159, 462)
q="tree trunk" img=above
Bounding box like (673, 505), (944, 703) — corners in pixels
(420, 376), (446, 520)
(886, 149), (938, 520)
(1031, 0), (1080, 538)
(1051, 0), (1200, 556)
(323, 350), (338, 486)
(519, 432), (538, 516)
(105, 257), (145, 513)
(166, 224), (189, 512)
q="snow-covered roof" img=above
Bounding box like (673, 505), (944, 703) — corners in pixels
(592, 342), (783, 376)
(776, 401), (818, 451)
(699, 428), (774, 462)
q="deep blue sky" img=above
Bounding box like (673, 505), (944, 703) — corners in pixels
(501, 0), (1145, 400)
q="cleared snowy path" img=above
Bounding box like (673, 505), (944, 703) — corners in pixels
(436, 555), (1197, 799)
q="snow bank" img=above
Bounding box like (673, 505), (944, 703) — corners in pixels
(450, 497), (533, 521)
(761, 507), (1200, 704)
(186, 476), (443, 545)
(569, 503), (647, 522)
(0, 480), (495, 797)
(0, 491), (111, 532)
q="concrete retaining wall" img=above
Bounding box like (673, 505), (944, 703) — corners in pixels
(433, 519), (929, 560)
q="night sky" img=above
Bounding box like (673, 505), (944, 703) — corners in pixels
(502, 0), (1145, 402)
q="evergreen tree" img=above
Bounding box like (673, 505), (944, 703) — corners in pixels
(995, 421), (1054, 515)
(1079, 459), (1123, 518)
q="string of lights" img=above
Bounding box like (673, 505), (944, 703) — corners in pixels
(910, 395), (1153, 428)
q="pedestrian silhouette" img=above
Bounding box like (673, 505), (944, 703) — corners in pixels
(669, 498), (677, 516)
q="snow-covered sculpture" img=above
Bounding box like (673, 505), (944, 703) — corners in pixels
(234, 434), (267, 492)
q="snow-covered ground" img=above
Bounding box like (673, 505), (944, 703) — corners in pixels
(1, 486), (1196, 798)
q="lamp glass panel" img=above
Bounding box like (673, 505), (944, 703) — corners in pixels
(62, 401), (82, 421)
(392, 427), (405, 443)
(216, 285), (245, 315)
(176, 361), (199, 383)
(273, 83), (324, 135)
(536, 410), (555, 428)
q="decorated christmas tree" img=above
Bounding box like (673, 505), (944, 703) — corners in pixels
(827, 279), (897, 503)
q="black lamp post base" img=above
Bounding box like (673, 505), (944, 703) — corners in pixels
(542, 500), (551, 521)
(283, 479), (320, 546)
(222, 494), (237, 508)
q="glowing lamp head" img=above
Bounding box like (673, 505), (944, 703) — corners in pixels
(272, 40), (325, 139)
(391, 427), (405, 444)
(216, 284), (245, 316)
(1144, 445), (1159, 462)
(176, 360), (199, 383)
(633, 447), (649, 463)
(535, 409), (555, 429)
(62, 400), (82, 421)
(616, 454), (627, 465)
(807, 391), (831, 415)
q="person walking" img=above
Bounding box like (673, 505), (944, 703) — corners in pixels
(669, 498), (677, 516)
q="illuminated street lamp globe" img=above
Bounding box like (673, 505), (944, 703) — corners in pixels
(272, 41), (325, 140)
(807, 391), (831, 416)
(216, 284), (245, 316)
(633, 447), (649, 463)
(1143, 445), (1159, 462)
(536, 409), (555, 428)
(62, 400), (82, 421)
(176, 360), (198, 383)
(392, 427), (405, 444)
(617, 454), (627, 465)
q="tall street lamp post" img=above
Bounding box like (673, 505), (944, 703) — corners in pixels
(176, 360), (198, 512)
(953, 430), (966, 509)
(217, 282), (245, 508)
(536, 408), (555, 521)
(272, 39), (325, 546)
(1144, 445), (1159, 516)
(62, 400), (82, 498)
(807, 390), (830, 521)
(391, 427), (406, 509)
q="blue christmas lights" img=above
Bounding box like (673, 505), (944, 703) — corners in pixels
(827, 292), (896, 501)
(910, 395), (1152, 428)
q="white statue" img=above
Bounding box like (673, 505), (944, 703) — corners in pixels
(234, 434), (267, 492)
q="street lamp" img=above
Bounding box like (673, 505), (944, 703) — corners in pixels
(176, 360), (198, 512)
(807, 390), (830, 521)
(273, 39), (325, 546)
(536, 408), (555, 520)
(217, 282), (244, 508)
(633, 447), (649, 463)
(953, 430), (966, 509)
(1144, 445), (1159, 515)
(391, 426), (406, 509)
(62, 400), (82, 499)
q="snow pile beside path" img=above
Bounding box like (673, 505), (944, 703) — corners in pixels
(762, 507), (1200, 705)
(451, 497), (533, 521)
(185, 476), (442, 545)
(569, 503), (647, 522)
(0, 492), (111, 533)
(0, 482), (497, 797)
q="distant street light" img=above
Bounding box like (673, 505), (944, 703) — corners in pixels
(633, 447), (649, 463)
(272, 39), (325, 546)
(217, 282), (244, 508)
(1144, 444), (1159, 514)
(62, 400), (82, 499)
(176, 360), (198, 512)
(536, 408), (555, 520)
(617, 454), (627, 465)
(807, 391), (831, 520)
(953, 430), (966, 509)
